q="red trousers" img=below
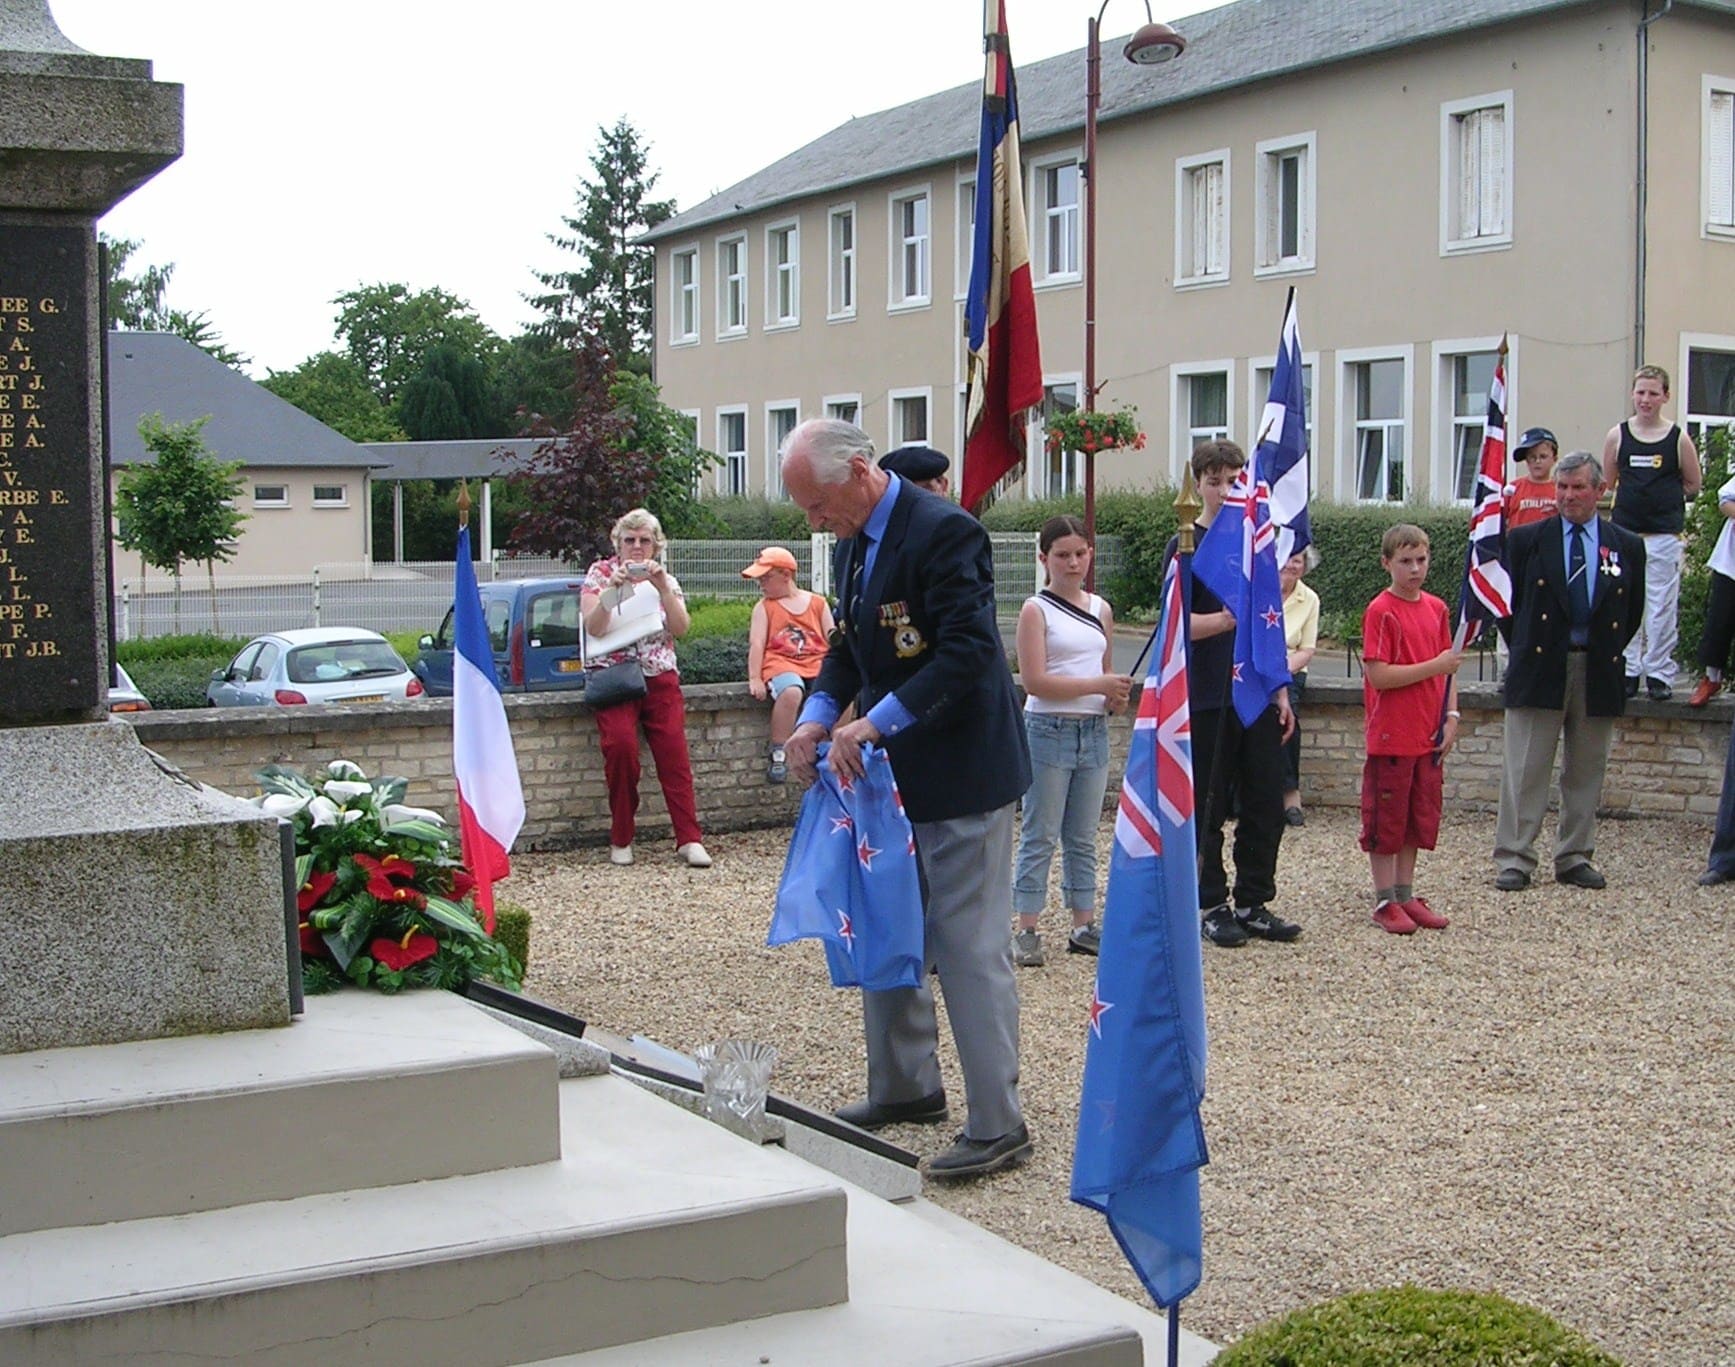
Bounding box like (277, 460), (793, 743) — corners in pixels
(593, 669), (703, 848)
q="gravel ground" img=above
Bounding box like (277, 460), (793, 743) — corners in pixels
(510, 807), (1734, 1367)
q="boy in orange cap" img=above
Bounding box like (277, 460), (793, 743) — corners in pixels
(744, 546), (835, 782)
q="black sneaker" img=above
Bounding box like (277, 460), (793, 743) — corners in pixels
(1236, 904), (1302, 942)
(1066, 923), (1101, 955)
(1201, 905), (1249, 948)
(1625, 674), (1642, 700)
(1646, 677), (1673, 702)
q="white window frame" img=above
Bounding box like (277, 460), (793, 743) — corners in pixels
(252, 483), (289, 508)
(716, 405), (749, 496)
(1430, 336), (1510, 505)
(1679, 331), (1735, 442)
(888, 386), (933, 448)
(680, 408), (703, 497)
(823, 392), (862, 426)
(955, 173), (977, 301)
(1168, 360), (1236, 478)
(670, 244), (700, 345)
(1246, 350), (1319, 461)
(765, 401), (799, 498)
(1028, 374), (1084, 499)
(717, 234), (748, 338)
(956, 382), (970, 469)
(827, 204), (857, 320)
(311, 483), (348, 508)
(1440, 90), (1514, 255)
(888, 184), (933, 311)
(1253, 131), (1316, 277)
(1335, 345), (1415, 505)
(1174, 149), (1230, 289)
(1702, 76), (1735, 239)
(1030, 150), (1082, 288)
(765, 219), (800, 329)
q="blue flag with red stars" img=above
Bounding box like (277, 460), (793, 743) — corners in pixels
(1070, 558), (1209, 1308)
(1194, 462), (1292, 726)
(769, 744), (924, 991)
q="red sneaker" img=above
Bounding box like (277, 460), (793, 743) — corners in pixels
(1401, 896), (1449, 929)
(1372, 901), (1418, 934)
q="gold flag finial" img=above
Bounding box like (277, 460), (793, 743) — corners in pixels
(457, 480), (471, 529)
(1174, 466), (1203, 554)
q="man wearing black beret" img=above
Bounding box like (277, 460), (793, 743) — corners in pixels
(879, 445), (951, 497)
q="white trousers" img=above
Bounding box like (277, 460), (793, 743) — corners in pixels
(1623, 531), (1680, 685)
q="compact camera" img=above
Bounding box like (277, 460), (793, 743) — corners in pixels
(625, 562), (653, 579)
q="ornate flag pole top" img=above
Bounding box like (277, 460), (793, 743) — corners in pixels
(1174, 467), (1203, 554)
(457, 480), (471, 529)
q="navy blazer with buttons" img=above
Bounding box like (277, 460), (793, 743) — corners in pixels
(1501, 514), (1646, 716)
(815, 481), (1031, 823)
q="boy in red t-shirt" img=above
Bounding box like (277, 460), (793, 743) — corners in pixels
(1360, 525), (1464, 934)
(1503, 426), (1560, 531)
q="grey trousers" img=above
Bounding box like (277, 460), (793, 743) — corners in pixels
(1494, 654), (1615, 876)
(863, 803), (1024, 1141)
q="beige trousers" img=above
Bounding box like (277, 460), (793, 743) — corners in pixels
(1494, 654), (1615, 877)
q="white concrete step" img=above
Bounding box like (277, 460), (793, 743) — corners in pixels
(525, 1115), (1217, 1367)
(0, 1073), (848, 1365)
(0, 991), (562, 1236)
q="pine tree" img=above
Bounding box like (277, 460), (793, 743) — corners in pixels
(527, 118), (674, 371)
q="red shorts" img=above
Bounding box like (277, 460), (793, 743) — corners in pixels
(1359, 753), (1443, 854)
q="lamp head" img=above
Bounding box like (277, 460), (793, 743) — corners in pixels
(1124, 20), (1185, 64)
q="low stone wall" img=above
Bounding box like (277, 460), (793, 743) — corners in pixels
(129, 679), (1732, 850)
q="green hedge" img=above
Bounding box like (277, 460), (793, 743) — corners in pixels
(676, 633), (749, 685)
(1677, 426), (1732, 673)
(492, 904), (531, 979)
(1212, 1285), (1620, 1367)
(701, 497), (813, 541)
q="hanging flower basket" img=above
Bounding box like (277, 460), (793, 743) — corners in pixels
(1046, 403), (1147, 456)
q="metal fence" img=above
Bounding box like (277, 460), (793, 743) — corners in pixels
(114, 533), (1125, 641)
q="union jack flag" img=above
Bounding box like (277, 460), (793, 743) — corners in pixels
(1455, 340), (1513, 649)
(1072, 556), (1208, 1309)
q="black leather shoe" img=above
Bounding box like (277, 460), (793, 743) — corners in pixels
(924, 1124), (1033, 1179)
(1283, 806), (1306, 827)
(1646, 677), (1673, 702)
(1236, 905), (1302, 942)
(1698, 867), (1735, 887)
(1625, 674), (1642, 699)
(1556, 862), (1607, 889)
(1494, 868), (1531, 892)
(835, 1090), (949, 1131)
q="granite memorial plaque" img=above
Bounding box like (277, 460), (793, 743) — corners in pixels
(0, 222), (98, 722)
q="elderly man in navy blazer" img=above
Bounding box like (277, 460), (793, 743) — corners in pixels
(782, 419), (1033, 1180)
(1495, 450), (1646, 891)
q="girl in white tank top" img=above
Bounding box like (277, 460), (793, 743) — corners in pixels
(1011, 517), (1135, 966)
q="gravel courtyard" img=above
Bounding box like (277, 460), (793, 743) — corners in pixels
(510, 806), (1734, 1366)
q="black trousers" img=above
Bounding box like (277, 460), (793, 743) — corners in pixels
(1192, 704), (1286, 911)
(1699, 572), (1735, 673)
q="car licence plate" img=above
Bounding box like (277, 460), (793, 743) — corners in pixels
(345, 694), (386, 704)
(556, 659), (584, 673)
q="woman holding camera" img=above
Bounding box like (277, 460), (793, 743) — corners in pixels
(581, 508), (711, 868)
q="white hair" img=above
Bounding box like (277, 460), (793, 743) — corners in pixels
(782, 418), (875, 486)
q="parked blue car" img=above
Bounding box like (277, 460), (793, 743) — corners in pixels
(413, 577), (591, 695)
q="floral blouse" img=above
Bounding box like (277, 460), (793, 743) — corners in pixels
(582, 556), (682, 677)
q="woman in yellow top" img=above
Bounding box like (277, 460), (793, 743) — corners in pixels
(1279, 546), (1321, 826)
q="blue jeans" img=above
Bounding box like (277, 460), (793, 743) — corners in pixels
(1013, 712), (1111, 916)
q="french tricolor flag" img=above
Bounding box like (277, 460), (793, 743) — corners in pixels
(453, 524), (524, 932)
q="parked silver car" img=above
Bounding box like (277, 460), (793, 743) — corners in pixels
(206, 628), (425, 707)
(108, 663), (151, 713)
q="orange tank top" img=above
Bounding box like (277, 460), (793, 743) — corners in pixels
(762, 592), (830, 680)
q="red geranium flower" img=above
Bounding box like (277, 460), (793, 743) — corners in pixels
(371, 930), (439, 972)
(355, 852), (426, 908)
(297, 869), (337, 912)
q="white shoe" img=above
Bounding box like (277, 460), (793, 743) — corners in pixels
(676, 841), (712, 868)
(609, 845), (633, 866)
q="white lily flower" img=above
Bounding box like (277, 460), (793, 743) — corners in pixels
(322, 780), (373, 803)
(325, 759), (366, 780)
(383, 804), (445, 826)
(340, 809), (366, 824)
(256, 793), (310, 818)
(308, 795), (341, 827)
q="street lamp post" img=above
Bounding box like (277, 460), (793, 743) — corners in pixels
(1083, 2), (1184, 587)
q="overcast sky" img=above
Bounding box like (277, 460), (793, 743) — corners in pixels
(48, 0), (1187, 378)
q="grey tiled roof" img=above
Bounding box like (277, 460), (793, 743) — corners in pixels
(647, 0), (1731, 242)
(362, 438), (542, 482)
(107, 332), (381, 469)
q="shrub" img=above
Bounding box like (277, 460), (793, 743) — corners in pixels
(116, 632), (245, 664)
(702, 497), (812, 541)
(1213, 1285), (1621, 1367)
(127, 654), (227, 709)
(1678, 425), (1731, 671)
(492, 904), (531, 979)
(685, 598), (755, 641)
(676, 633), (749, 685)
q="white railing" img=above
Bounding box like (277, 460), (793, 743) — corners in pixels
(113, 534), (1124, 640)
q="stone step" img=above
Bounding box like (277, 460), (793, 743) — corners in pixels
(0, 990), (562, 1236)
(0, 1073), (848, 1365)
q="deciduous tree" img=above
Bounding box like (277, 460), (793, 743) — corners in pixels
(101, 235), (250, 368)
(331, 283), (500, 408)
(261, 351), (405, 443)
